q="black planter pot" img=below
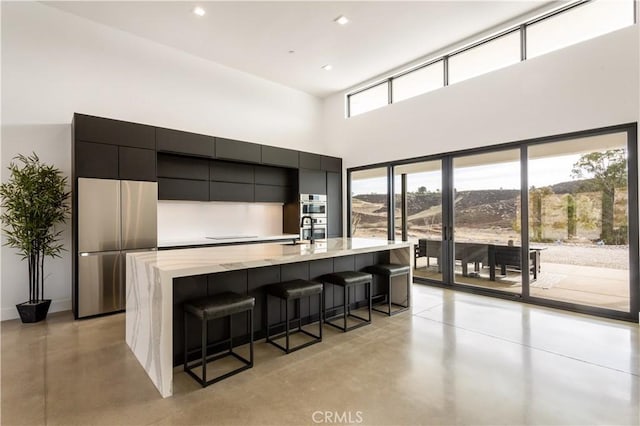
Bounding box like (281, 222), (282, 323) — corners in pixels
(16, 299), (51, 323)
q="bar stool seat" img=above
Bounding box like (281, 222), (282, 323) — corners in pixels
(363, 263), (411, 316)
(268, 279), (323, 300)
(185, 293), (255, 320)
(266, 279), (323, 353)
(321, 271), (372, 332)
(364, 263), (410, 277)
(183, 292), (254, 388)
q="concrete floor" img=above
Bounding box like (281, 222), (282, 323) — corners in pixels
(1, 285), (638, 425)
(414, 258), (630, 312)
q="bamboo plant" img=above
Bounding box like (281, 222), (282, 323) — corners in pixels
(0, 153), (70, 305)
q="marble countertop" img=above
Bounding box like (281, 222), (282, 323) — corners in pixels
(125, 236), (413, 398)
(129, 237), (412, 279)
(157, 234), (300, 248)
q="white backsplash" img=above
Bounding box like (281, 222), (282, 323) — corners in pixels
(157, 200), (283, 242)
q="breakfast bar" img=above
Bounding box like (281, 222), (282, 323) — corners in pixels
(125, 237), (412, 398)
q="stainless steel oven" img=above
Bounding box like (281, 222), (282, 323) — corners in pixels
(300, 194), (327, 217)
(301, 217), (327, 241)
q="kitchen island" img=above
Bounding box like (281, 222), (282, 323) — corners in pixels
(126, 237), (412, 398)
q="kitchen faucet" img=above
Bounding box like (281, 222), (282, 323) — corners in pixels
(300, 215), (315, 244)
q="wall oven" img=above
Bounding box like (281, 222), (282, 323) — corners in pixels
(301, 217), (327, 241)
(300, 194), (327, 241)
(300, 194), (327, 217)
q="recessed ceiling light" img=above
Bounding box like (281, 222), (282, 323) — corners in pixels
(193, 6), (206, 17)
(321, 64), (333, 71)
(334, 15), (349, 25)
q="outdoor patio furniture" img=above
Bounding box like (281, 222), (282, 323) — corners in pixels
(415, 239), (488, 276)
(488, 245), (541, 281)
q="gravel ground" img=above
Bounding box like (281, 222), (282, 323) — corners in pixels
(533, 243), (629, 270)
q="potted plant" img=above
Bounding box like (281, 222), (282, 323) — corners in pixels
(0, 153), (70, 323)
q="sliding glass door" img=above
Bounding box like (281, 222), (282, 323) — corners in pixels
(394, 161), (444, 283)
(348, 124), (638, 321)
(452, 150), (523, 294)
(350, 167), (389, 239)
(527, 132), (632, 312)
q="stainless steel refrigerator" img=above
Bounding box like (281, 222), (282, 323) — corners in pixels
(75, 178), (157, 318)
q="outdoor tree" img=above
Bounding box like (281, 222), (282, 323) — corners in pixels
(417, 186), (427, 194)
(529, 186), (553, 242)
(572, 149), (627, 244)
(566, 194), (577, 239)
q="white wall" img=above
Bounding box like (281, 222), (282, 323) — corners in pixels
(0, 2), (323, 320)
(157, 201), (284, 243)
(323, 25), (639, 168)
(323, 25), (639, 316)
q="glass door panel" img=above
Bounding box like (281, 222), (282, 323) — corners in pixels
(528, 132), (630, 312)
(351, 168), (389, 239)
(453, 150), (522, 293)
(395, 161), (444, 283)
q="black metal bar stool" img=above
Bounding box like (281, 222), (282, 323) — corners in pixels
(183, 292), (255, 388)
(363, 264), (411, 316)
(265, 279), (323, 353)
(321, 271), (372, 332)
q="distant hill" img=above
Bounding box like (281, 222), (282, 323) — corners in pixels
(352, 178), (607, 229)
(548, 178), (596, 194)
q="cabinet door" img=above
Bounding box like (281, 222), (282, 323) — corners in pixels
(75, 141), (119, 179)
(254, 184), (290, 203)
(215, 138), (261, 163)
(158, 178), (209, 201)
(156, 128), (214, 158)
(119, 147), (156, 181)
(299, 152), (322, 170)
(210, 182), (254, 202)
(321, 156), (342, 173)
(327, 172), (343, 237)
(74, 113), (155, 149)
(254, 165), (290, 186)
(157, 153), (209, 181)
(261, 146), (299, 168)
(210, 160), (254, 184)
(299, 169), (326, 195)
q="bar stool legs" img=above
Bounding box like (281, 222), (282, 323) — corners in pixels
(265, 279), (323, 354)
(183, 293), (255, 388)
(364, 264), (411, 316)
(322, 271), (373, 332)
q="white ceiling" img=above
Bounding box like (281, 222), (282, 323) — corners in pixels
(45, 1), (561, 98)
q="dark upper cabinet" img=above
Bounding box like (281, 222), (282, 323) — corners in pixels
(156, 128), (214, 158)
(210, 160), (254, 184)
(299, 152), (322, 170)
(74, 113), (155, 150)
(327, 172), (343, 237)
(215, 138), (261, 164)
(254, 165), (290, 187)
(119, 147), (156, 181)
(210, 182), (254, 202)
(157, 153), (209, 181)
(255, 184), (291, 203)
(299, 169), (326, 195)
(75, 140), (118, 179)
(158, 178), (208, 201)
(261, 146), (299, 169)
(321, 156), (342, 173)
